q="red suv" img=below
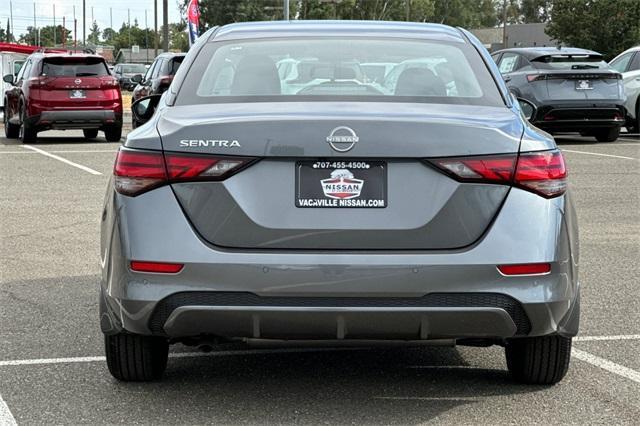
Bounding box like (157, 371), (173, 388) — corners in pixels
(3, 52), (122, 143)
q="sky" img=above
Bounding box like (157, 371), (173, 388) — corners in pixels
(0, 0), (183, 41)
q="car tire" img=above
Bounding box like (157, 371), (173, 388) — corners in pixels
(3, 106), (19, 138)
(594, 127), (620, 143)
(104, 333), (169, 381)
(83, 129), (99, 140)
(19, 104), (37, 143)
(104, 126), (122, 142)
(505, 335), (572, 385)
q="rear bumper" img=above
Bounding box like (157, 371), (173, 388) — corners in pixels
(531, 102), (625, 132)
(28, 110), (122, 130)
(100, 185), (581, 342)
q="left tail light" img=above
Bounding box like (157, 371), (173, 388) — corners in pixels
(428, 149), (567, 198)
(100, 77), (120, 88)
(113, 148), (257, 196)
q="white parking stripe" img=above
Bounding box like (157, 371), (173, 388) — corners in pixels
(21, 145), (102, 175)
(0, 150), (117, 154)
(572, 348), (640, 384)
(0, 347), (369, 367)
(0, 393), (17, 426)
(574, 334), (640, 342)
(561, 149), (637, 160)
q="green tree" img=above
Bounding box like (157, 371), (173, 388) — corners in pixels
(102, 28), (118, 45)
(546, 0), (640, 60)
(88, 21), (101, 45)
(19, 25), (72, 47)
(520, 0), (551, 23)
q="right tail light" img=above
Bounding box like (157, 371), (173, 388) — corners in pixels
(428, 149), (567, 198)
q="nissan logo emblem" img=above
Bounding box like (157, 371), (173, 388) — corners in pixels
(326, 126), (359, 152)
(75, 79), (82, 84)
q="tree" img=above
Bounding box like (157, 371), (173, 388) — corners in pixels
(520, 0), (551, 23)
(102, 28), (118, 45)
(19, 25), (72, 47)
(88, 21), (101, 45)
(546, 0), (640, 60)
(5, 18), (15, 42)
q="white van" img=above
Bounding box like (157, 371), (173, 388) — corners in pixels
(1, 51), (28, 111)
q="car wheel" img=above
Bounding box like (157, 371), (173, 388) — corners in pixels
(104, 333), (169, 381)
(19, 104), (37, 143)
(83, 129), (99, 140)
(3, 106), (20, 138)
(505, 335), (572, 385)
(104, 125), (122, 142)
(594, 127), (620, 143)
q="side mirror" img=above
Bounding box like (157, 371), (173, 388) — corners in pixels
(131, 94), (162, 126)
(517, 98), (536, 121)
(3, 74), (14, 84)
(130, 74), (143, 84)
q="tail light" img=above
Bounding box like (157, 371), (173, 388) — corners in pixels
(113, 148), (257, 196)
(27, 76), (50, 88)
(428, 149), (567, 198)
(100, 77), (119, 88)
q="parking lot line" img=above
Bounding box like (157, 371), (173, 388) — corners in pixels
(0, 393), (17, 426)
(574, 334), (640, 342)
(572, 348), (640, 384)
(0, 150), (117, 154)
(561, 149), (637, 160)
(21, 145), (103, 175)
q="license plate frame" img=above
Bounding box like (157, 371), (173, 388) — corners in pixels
(575, 80), (593, 90)
(69, 89), (86, 99)
(295, 160), (387, 208)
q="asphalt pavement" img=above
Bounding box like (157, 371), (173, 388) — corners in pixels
(0, 128), (638, 424)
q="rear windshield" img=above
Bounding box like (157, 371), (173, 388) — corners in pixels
(121, 64), (147, 73)
(42, 57), (109, 77)
(169, 57), (184, 75)
(176, 38), (505, 106)
(532, 54), (609, 70)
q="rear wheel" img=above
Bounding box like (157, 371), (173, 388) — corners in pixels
(19, 104), (37, 143)
(594, 127), (620, 142)
(505, 335), (572, 385)
(3, 106), (19, 138)
(83, 129), (99, 140)
(104, 125), (122, 142)
(104, 333), (169, 381)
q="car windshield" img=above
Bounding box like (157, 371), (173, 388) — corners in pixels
(122, 64), (147, 73)
(532, 54), (608, 70)
(178, 37), (505, 106)
(42, 57), (109, 77)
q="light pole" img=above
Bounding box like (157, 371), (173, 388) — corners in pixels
(162, 0), (168, 52)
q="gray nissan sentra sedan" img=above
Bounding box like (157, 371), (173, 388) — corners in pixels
(100, 21), (579, 384)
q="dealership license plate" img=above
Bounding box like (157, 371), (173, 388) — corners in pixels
(69, 89), (86, 99)
(295, 160), (387, 208)
(575, 80), (593, 90)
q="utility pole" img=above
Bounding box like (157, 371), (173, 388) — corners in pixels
(128, 9), (131, 47)
(284, 0), (289, 20)
(145, 10), (148, 63)
(502, 0), (508, 49)
(110, 8), (112, 31)
(33, 2), (36, 46)
(62, 16), (65, 47)
(82, 0), (86, 46)
(53, 4), (56, 46)
(405, 0), (410, 21)
(162, 0), (168, 52)
(9, 1), (13, 42)
(73, 5), (77, 47)
(154, 0), (158, 57)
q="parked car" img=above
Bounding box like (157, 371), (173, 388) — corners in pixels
(3, 52), (122, 143)
(130, 52), (185, 127)
(491, 47), (626, 142)
(0, 50), (27, 113)
(102, 21), (579, 384)
(609, 45), (640, 133)
(113, 63), (147, 91)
